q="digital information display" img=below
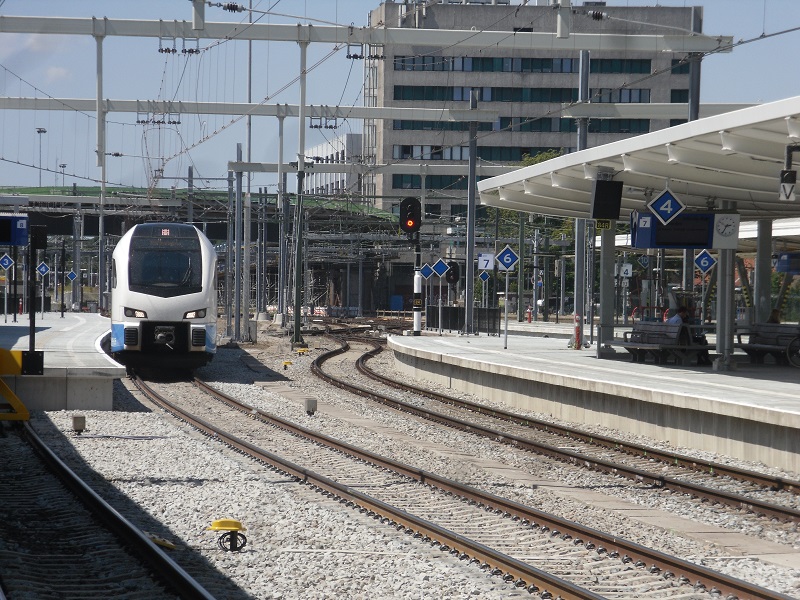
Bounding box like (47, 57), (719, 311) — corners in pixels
(0, 215), (29, 246)
(631, 211), (739, 250)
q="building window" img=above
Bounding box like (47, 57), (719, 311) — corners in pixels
(593, 88), (651, 103)
(671, 59), (690, 74)
(451, 204), (468, 217)
(395, 85), (578, 104)
(393, 174), (472, 191)
(392, 120), (492, 132)
(591, 58), (651, 74)
(588, 119), (650, 134)
(425, 204), (441, 218)
(476, 147), (562, 162)
(392, 174), (421, 189)
(394, 54), (585, 74)
(670, 119), (688, 127)
(671, 89), (690, 103)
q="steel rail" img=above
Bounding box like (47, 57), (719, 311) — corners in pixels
(334, 338), (800, 523)
(189, 351), (795, 600)
(133, 375), (599, 600)
(356, 340), (800, 494)
(308, 341), (797, 600)
(19, 422), (216, 600)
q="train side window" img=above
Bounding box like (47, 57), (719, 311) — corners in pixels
(111, 259), (117, 289)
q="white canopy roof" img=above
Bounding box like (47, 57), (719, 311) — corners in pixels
(478, 96), (800, 222)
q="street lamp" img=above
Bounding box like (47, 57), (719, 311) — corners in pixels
(59, 163), (67, 187)
(35, 127), (47, 187)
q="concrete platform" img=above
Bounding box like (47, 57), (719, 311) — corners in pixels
(0, 312), (125, 412)
(388, 321), (800, 473)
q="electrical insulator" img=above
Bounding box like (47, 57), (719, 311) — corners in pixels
(590, 11), (606, 20)
(223, 3), (244, 12)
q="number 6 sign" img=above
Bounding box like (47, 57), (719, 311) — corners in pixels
(694, 249), (716, 274)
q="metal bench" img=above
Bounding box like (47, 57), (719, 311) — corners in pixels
(735, 323), (800, 367)
(616, 322), (709, 366)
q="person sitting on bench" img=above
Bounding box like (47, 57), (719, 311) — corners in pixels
(667, 306), (688, 325)
(668, 306), (712, 365)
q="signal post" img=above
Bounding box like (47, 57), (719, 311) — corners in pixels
(399, 197), (422, 335)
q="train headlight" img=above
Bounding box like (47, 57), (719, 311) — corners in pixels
(124, 307), (148, 318)
(183, 308), (207, 319)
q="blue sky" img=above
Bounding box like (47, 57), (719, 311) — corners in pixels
(0, 0), (798, 191)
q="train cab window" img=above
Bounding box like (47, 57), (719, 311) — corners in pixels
(128, 226), (203, 298)
(111, 259), (117, 289)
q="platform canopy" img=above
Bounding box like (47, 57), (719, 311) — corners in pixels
(477, 96), (800, 223)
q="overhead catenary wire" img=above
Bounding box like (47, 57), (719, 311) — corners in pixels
(3, 4), (800, 196)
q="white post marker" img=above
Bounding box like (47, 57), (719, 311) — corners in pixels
(431, 259), (450, 336)
(495, 245), (520, 350)
(0, 253), (13, 324)
(413, 269), (422, 334)
(37, 262), (51, 318)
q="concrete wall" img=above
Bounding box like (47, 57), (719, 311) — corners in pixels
(391, 346), (800, 473)
(2, 368), (121, 411)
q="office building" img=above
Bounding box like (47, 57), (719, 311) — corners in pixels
(363, 0), (697, 219)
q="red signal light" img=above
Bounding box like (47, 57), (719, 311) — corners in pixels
(399, 197), (421, 234)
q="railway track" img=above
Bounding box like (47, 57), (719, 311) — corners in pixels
(319, 337), (800, 525)
(133, 372), (794, 600)
(0, 422), (214, 600)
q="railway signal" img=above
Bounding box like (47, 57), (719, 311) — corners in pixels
(445, 261), (460, 284)
(399, 197), (421, 234)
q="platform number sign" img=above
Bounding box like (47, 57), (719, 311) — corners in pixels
(647, 188), (686, 226)
(780, 169), (796, 201)
(694, 249), (717, 274)
(478, 253), (494, 271)
(431, 258), (450, 278)
(36, 262), (50, 277)
(618, 263), (633, 278)
(0, 254), (13, 271)
(638, 255), (649, 268)
(495, 245), (519, 272)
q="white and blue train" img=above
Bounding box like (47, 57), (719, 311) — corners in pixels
(110, 222), (217, 369)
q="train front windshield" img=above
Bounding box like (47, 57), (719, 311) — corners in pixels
(128, 227), (203, 298)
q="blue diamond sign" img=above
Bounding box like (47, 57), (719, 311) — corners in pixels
(495, 245), (519, 272)
(419, 263), (434, 280)
(638, 255), (649, 268)
(647, 187), (686, 226)
(0, 254), (13, 270)
(432, 258), (450, 278)
(36, 262), (50, 277)
(694, 249), (717, 274)
(67, 270), (77, 282)
(479, 271), (490, 282)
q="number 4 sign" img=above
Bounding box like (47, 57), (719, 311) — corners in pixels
(647, 188), (686, 226)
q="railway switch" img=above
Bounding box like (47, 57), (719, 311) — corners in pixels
(208, 519), (247, 552)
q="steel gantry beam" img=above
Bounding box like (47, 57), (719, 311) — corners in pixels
(227, 161), (515, 177)
(0, 97), (498, 123)
(0, 15), (733, 54)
